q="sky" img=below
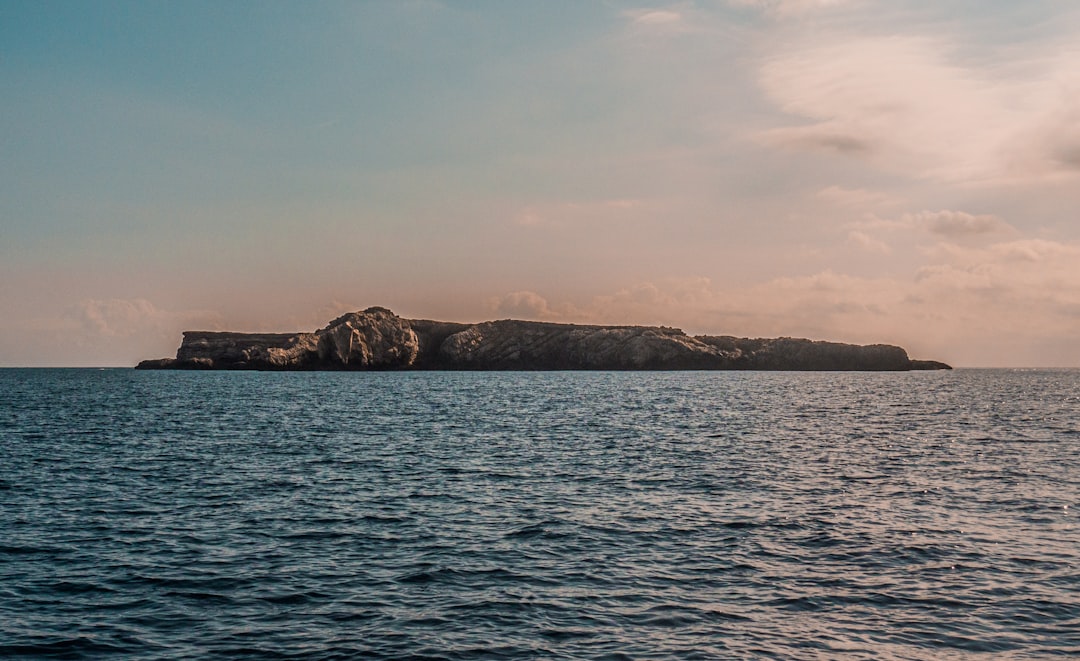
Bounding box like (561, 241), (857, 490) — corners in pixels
(3, 0), (1080, 367)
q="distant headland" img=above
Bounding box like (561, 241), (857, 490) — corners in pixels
(136, 306), (951, 371)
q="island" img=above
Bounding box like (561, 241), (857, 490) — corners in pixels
(136, 306), (951, 371)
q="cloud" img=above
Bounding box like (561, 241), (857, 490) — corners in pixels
(847, 230), (891, 254)
(1057, 143), (1080, 169)
(774, 130), (872, 154)
(988, 238), (1080, 263)
(730, 0), (856, 18)
(513, 198), (644, 228)
(589, 277), (717, 319)
(757, 35), (1080, 185)
(816, 186), (903, 211)
(72, 298), (158, 337)
(849, 209), (1015, 249)
(903, 210), (1012, 237)
(485, 233), (1080, 366)
(621, 7), (703, 36)
(625, 9), (683, 26)
(489, 291), (566, 320)
(0, 298), (229, 366)
(67, 298), (220, 338)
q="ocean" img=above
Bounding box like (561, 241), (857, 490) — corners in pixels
(1, 368), (1077, 659)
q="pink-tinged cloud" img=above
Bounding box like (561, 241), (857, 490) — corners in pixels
(0, 299), (224, 367)
(68, 298), (221, 338)
(849, 209), (1015, 246)
(816, 186), (903, 211)
(847, 230), (891, 254)
(757, 35), (1080, 185)
(488, 236), (1080, 366)
(903, 210), (1012, 237)
(489, 291), (565, 320)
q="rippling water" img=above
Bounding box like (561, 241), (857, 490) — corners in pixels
(1, 368), (1078, 659)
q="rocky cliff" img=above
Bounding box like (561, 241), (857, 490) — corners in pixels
(136, 306), (950, 371)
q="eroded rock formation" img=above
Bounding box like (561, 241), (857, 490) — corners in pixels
(315, 308), (420, 368)
(136, 306), (950, 371)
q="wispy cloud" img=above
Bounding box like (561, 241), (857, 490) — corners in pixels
(903, 210), (1012, 238)
(816, 185), (903, 211)
(848, 209), (1016, 246)
(68, 298), (220, 338)
(757, 34), (1080, 185)
(489, 231), (1080, 366)
(5, 2), (1080, 367)
(625, 9), (684, 26)
(847, 230), (891, 254)
(730, 0), (858, 18)
(512, 198), (644, 228)
(0, 298), (228, 366)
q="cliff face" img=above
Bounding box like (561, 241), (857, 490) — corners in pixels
(173, 332), (318, 369)
(314, 308), (420, 368)
(695, 336), (912, 371)
(136, 306), (950, 371)
(435, 321), (719, 370)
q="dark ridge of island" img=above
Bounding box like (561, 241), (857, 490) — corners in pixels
(135, 306), (951, 371)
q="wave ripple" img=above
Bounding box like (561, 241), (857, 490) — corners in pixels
(1, 368), (1078, 659)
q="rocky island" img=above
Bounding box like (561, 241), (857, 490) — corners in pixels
(136, 306), (951, 371)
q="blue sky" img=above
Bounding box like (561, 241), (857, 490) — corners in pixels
(3, 1), (1080, 366)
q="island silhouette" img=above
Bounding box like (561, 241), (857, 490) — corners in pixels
(137, 306), (950, 371)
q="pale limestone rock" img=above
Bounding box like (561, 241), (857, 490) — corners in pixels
(316, 307), (419, 368)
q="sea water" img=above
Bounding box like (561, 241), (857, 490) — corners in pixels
(1, 368), (1077, 659)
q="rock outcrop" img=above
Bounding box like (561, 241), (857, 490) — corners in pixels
(438, 321), (721, 370)
(173, 331), (319, 369)
(908, 359), (953, 371)
(694, 336), (912, 371)
(136, 306), (951, 371)
(315, 308), (420, 368)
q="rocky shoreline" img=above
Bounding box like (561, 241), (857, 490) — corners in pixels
(136, 306), (951, 371)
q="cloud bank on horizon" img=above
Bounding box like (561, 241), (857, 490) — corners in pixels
(2, 0), (1079, 367)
